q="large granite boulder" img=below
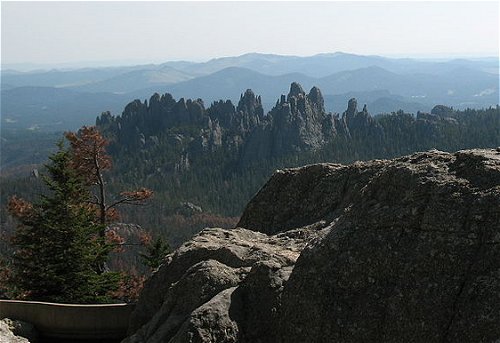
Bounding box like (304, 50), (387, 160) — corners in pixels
(277, 149), (500, 342)
(124, 148), (500, 342)
(125, 226), (325, 342)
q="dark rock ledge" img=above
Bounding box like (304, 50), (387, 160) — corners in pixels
(124, 148), (500, 343)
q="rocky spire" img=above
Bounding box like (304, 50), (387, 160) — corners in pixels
(342, 98), (379, 138)
(308, 86), (325, 112)
(234, 89), (265, 132)
(346, 98), (358, 118)
(237, 89), (263, 116)
(288, 82), (305, 100)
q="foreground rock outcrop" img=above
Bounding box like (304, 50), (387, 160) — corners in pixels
(0, 319), (36, 343)
(124, 148), (500, 343)
(125, 227), (326, 342)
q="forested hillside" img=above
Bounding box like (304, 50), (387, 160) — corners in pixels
(95, 83), (499, 233)
(2, 82), (499, 247)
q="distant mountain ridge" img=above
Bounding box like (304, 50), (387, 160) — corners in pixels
(2, 52), (498, 132)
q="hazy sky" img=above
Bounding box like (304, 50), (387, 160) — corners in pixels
(1, 1), (499, 68)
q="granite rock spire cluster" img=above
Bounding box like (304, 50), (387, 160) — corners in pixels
(97, 83), (379, 164)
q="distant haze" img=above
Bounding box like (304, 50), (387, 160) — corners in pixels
(1, 1), (499, 70)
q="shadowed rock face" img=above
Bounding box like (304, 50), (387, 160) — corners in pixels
(125, 226), (326, 343)
(124, 148), (500, 343)
(277, 149), (500, 343)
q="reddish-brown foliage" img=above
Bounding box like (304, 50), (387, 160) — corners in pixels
(65, 126), (153, 226)
(105, 207), (121, 222)
(7, 196), (34, 220)
(138, 230), (153, 246)
(110, 273), (146, 303)
(65, 126), (112, 185)
(120, 188), (154, 203)
(105, 229), (126, 253)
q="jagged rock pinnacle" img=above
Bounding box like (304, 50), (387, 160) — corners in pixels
(288, 82), (305, 98)
(346, 98), (358, 117)
(308, 86), (324, 110)
(241, 89), (255, 100)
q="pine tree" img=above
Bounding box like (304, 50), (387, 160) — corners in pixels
(140, 236), (170, 270)
(65, 126), (153, 229)
(8, 142), (120, 303)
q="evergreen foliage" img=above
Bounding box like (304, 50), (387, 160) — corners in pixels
(7, 142), (120, 303)
(140, 236), (171, 270)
